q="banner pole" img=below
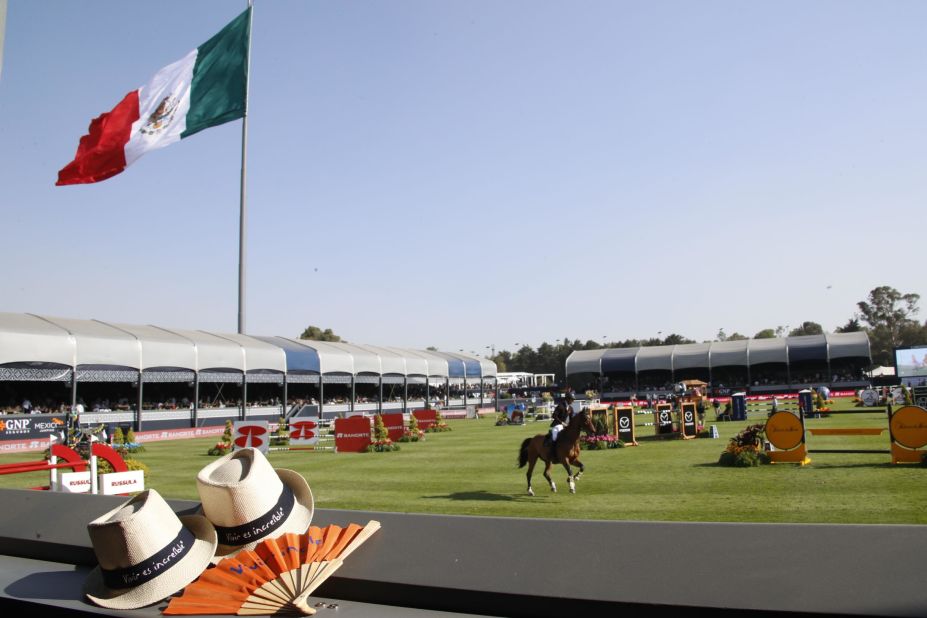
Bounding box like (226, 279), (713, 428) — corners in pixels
(238, 0), (254, 334)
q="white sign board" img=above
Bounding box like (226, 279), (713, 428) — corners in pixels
(59, 471), (92, 493)
(288, 418), (320, 447)
(233, 420), (270, 453)
(100, 470), (145, 495)
(860, 389), (880, 407)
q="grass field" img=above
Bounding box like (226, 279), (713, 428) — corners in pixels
(1, 398), (925, 525)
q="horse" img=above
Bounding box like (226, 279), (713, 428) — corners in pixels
(517, 408), (595, 496)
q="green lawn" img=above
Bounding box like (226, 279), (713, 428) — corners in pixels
(1, 399), (924, 524)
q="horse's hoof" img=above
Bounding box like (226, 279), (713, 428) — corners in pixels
(570, 486), (576, 494)
(550, 483), (557, 493)
(527, 488), (534, 496)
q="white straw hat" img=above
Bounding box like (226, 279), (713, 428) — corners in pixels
(84, 488), (217, 610)
(196, 447), (314, 561)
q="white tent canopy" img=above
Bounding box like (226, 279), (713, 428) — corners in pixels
(0, 313), (497, 383)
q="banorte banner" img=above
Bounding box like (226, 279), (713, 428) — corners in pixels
(233, 421), (269, 454)
(412, 409), (438, 431)
(380, 413), (404, 442)
(289, 418), (320, 447)
(334, 416), (371, 453)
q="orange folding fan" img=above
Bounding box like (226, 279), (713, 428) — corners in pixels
(163, 520), (380, 616)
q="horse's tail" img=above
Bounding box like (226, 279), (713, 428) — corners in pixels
(518, 437), (531, 468)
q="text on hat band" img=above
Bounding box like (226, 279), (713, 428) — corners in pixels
(100, 527), (196, 590)
(212, 485), (295, 547)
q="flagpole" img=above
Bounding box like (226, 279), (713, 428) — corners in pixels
(238, 0), (254, 334)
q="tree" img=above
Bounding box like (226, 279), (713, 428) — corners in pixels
(754, 329), (776, 339)
(789, 322), (824, 337)
(717, 329), (747, 342)
(857, 286), (921, 365)
(299, 325), (342, 341)
(835, 318), (862, 333)
(491, 354), (508, 372)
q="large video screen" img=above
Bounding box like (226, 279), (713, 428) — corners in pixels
(894, 345), (927, 379)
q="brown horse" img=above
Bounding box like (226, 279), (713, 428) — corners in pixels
(517, 408), (595, 495)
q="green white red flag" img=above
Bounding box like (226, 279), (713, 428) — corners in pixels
(56, 8), (250, 186)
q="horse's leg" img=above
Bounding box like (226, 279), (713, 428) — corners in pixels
(572, 456), (585, 480)
(562, 460), (576, 493)
(542, 457), (556, 493)
(526, 452), (537, 497)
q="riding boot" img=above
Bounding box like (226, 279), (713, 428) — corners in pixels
(548, 442), (557, 463)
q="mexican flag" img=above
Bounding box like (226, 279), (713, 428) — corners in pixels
(56, 7), (251, 186)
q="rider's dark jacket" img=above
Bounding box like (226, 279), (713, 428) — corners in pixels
(550, 402), (571, 427)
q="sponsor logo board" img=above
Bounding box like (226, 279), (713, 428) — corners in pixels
(289, 419), (320, 446)
(890, 406), (927, 450)
(233, 421), (269, 453)
(412, 409), (438, 430)
(100, 470), (145, 495)
(765, 411), (805, 450)
(334, 416), (371, 453)
(60, 471), (92, 493)
(380, 413), (404, 442)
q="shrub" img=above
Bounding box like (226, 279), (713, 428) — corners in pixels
(270, 416), (290, 446)
(580, 434), (623, 450)
(718, 424), (770, 467)
(208, 442), (233, 456)
(112, 426), (125, 445)
(430, 409), (452, 432)
(368, 415), (399, 452)
(209, 420), (234, 455)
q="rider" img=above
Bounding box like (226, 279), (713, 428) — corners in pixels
(547, 391), (575, 461)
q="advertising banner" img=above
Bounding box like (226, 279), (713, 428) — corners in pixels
(412, 409), (438, 431)
(289, 418), (320, 447)
(889, 406), (927, 450)
(765, 411), (805, 451)
(59, 471), (92, 493)
(731, 393), (747, 421)
(380, 413), (404, 442)
(233, 421), (269, 453)
(654, 404), (674, 435)
(334, 416), (371, 453)
(860, 389), (880, 407)
(505, 404), (525, 424)
(680, 402), (698, 439)
(914, 387), (927, 409)
(613, 407), (636, 444)
(0, 414), (68, 442)
(797, 390), (814, 418)
(100, 470), (145, 495)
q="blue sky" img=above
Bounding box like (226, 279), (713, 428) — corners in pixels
(1, 1), (924, 354)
